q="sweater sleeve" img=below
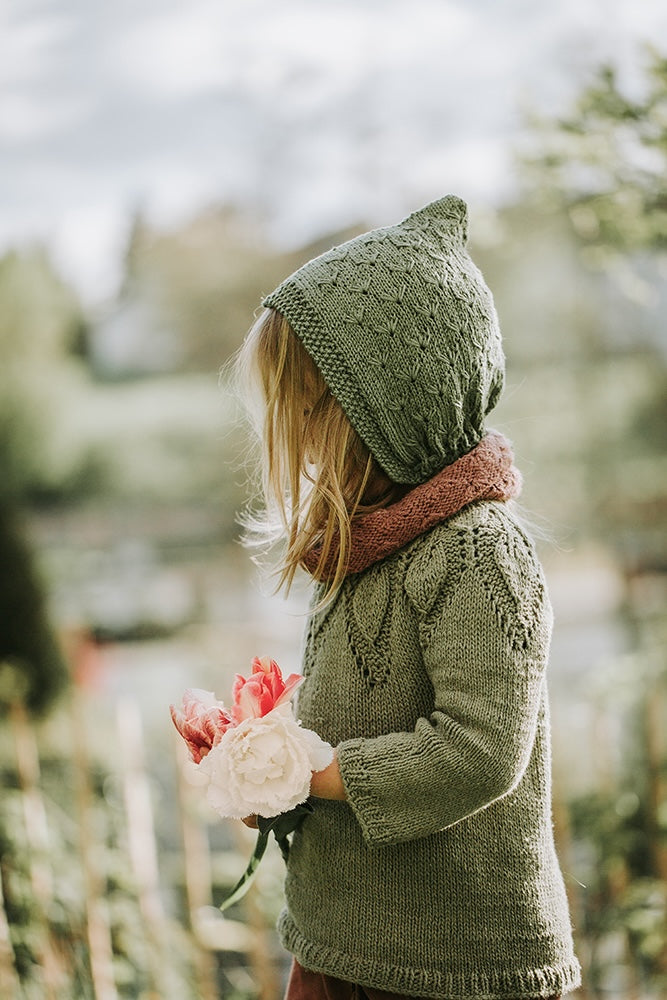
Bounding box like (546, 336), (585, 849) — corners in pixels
(335, 515), (553, 847)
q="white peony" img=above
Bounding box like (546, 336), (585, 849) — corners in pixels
(197, 703), (333, 819)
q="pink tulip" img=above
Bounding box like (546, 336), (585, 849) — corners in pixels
(170, 688), (234, 764)
(232, 656), (303, 724)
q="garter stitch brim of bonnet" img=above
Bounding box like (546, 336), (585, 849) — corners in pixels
(263, 195), (505, 485)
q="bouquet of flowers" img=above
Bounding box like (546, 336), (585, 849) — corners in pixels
(170, 656), (333, 910)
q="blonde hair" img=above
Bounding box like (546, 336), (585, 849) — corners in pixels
(235, 308), (400, 603)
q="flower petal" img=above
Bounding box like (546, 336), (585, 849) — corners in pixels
(202, 712), (332, 819)
(274, 672), (304, 707)
(171, 690), (233, 762)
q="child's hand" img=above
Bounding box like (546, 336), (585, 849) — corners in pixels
(309, 751), (346, 801)
(242, 815), (259, 829)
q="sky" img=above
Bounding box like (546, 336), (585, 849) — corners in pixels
(1, 0), (665, 303)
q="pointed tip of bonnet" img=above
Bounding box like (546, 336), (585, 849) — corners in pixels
(405, 195), (469, 247)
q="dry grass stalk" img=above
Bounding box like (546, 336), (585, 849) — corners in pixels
(173, 731), (219, 1000)
(10, 700), (66, 999)
(116, 697), (174, 999)
(0, 861), (20, 999)
(70, 692), (119, 1000)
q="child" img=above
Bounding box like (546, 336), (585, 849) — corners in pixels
(236, 196), (581, 1000)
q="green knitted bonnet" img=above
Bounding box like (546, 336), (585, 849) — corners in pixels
(262, 196), (505, 485)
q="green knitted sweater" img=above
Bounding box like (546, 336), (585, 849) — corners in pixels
(279, 501), (581, 999)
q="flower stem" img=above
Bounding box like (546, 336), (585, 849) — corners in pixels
(219, 831), (269, 912)
(218, 801), (314, 912)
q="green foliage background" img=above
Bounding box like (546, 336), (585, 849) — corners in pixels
(1, 43), (666, 999)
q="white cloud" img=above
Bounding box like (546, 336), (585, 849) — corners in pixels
(51, 204), (132, 305)
(0, 10), (76, 87)
(0, 93), (91, 143)
(110, 6), (235, 99)
(1, 0), (665, 301)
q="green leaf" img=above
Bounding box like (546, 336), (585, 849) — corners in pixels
(219, 831), (269, 913)
(257, 800), (314, 842)
(219, 801), (314, 912)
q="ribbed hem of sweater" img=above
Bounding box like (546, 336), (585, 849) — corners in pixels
(278, 912), (582, 1000)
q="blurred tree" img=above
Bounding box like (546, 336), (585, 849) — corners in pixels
(0, 504), (66, 712)
(0, 247), (86, 712)
(0, 248), (88, 498)
(522, 45), (667, 259)
(94, 204), (361, 376)
(520, 45), (667, 996)
(520, 43), (667, 569)
(89, 205), (282, 375)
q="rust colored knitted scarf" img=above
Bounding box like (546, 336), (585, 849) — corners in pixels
(303, 431), (522, 581)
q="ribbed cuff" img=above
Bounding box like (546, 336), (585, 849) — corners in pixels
(337, 737), (401, 847)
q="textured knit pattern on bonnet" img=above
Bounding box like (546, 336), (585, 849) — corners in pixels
(280, 502), (581, 999)
(263, 196), (505, 484)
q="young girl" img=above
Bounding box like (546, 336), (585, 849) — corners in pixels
(236, 196), (581, 1000)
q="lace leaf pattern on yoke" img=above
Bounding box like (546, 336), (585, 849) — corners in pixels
(406, 506), (551, 665)
(344, 562), (394, 690)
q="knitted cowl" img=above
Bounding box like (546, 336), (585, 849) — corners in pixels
(263, 196), (504, 485)
(303, 431), (522, 580)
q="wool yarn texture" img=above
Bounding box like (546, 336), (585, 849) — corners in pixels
(282, 502), (581, 998)
(260, 197), (580, 997)
(263, 195), (504, 484)
(302, 430), (522, 580)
